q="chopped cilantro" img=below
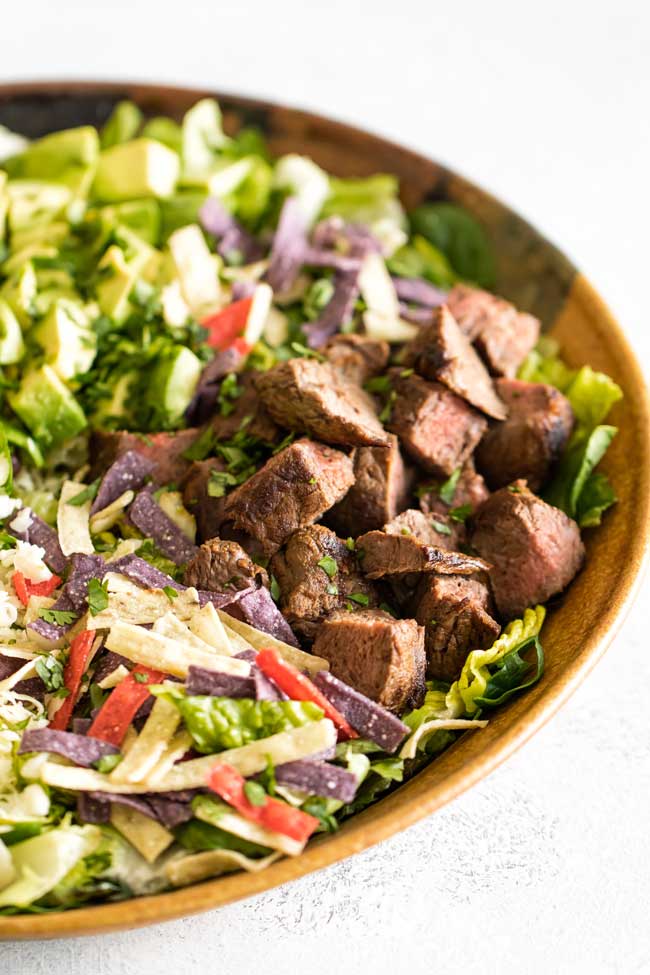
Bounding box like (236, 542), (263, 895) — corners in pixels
(207, 470), (239, 498)
(39, 608), (77, 626)
(270, 574), (281, 602)
(431, 520), (452, 536)
(439, 468), (462, 505)
(66, 479), (100, 507)
(133, 672), (151, 684)
(308, 477), (317, 485)
(317, 556), (337, 579)
(183, 426), (216, 461)
(379, 602), (397, 617)
(399, 368), (414, 378)
(35, 654), (66, 693)
(272, 432), (296, 455)
(163, 585), (179, 602)
(326, 583), (339, 596)
(345, 537), (355, 551)
(364, 375), (392, 394)
(243, 780), (267, 807)
(348, 592), (369, 606)
(217, 372), (242, 417)
(508, 483), (524, 494)
(379, 390), (397, 424)
(449, 503), (473, 523)
(290, 341), (325, 361)
(87, 578), (109, 616)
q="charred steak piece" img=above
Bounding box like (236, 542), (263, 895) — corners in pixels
(409, 574), (501, 681)
(417, 460), (490, 551)
(323, 334), (390, 385)
(256, 358), (389, 447)
(312, 609), (426, 713)
(181, 458), (227, 542)
(89, 428), (199, 487)
(184, 538), (268, 593)
(402, 305), (507, 420)
(357, 523), (489, 580)
(471, 480), (585, 618)
(269, 525), (378, 642)
(210, 371), (279, 445)
(218, 439), (354, 558)
(475, 379), (574, 491)
(326, 434), (412, 537)
(446, 284), (540, 378)
(386, 370), (487, 476)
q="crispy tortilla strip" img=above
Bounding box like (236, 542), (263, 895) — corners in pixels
(40, 719), (336, 794)
(110, 697), (181, 785)
(104, 621), (251, 678)
(152, 613), (221, 655)
(110, 804), (174, 864)
(87, 579), (201, 630)
(187, 602), (235, 656)
(166, 849), (281, 886)
(57, 480), (94, 556)
(217, 611), (329, 675)
(97, 664), (129, 690)
(195, 803), (302, 856)
(219, 621), (254, 655)
(145, 729), (193, 785)
(89, 490), (135, 534)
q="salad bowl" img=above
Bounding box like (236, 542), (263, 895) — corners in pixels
(0, 80), (647, 939)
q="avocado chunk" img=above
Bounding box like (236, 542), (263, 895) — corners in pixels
(1, 261), (36, 327)
(148, 345), (202, 423)
(0, 297), (25, 364)
(142, 117), (182, 155)
(93, 138), (180, 202)
(98, 198), (161, 245)
(100, 101), (143, 149)
(33, 300), (96, 380)
(6, 180), (72, 233)
(3, 127), (99, 195)
(91, 370), (136, 427)
(95, 245), (134, 323)
(9, 365), (87, 449)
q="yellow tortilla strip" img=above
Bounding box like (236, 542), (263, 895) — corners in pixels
(104, 621), (250, 678)
(195, 804), (302, 856)
(217, 611), (329, 675)
(152, 613), (221, 654)
(87, 579), (201, 630)
(145, 730), (193, 786)
(109, 697), (180, 785)
(110, 805), (174, 864)
(57, 481), (94, 557)
(166, 849), (281, 886)
(187, 602), (236, 656)
(89, 490), (134, 534)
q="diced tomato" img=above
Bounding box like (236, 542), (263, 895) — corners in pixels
(229, 336), (252, 356)
(207, 762), (319, 845)
(87, 665), (165, 747)
(202, 298), (253, 350)
(49, 630), (96, 732)
(256, 648), (358, 740)
(12, 571), (62, 607)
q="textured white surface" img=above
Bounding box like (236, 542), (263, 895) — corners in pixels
(3, 0), (650, 971)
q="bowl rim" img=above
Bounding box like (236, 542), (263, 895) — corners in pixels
(0, 80), (648, 940)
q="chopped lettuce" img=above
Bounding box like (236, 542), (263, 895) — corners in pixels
(409, 202), (495, 287)
(160, 691), (324, 754)
(387, 234), (457, 288)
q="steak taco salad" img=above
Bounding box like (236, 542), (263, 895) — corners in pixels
(0, 97), (622, 912)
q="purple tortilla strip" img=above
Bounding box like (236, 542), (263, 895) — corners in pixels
(93, 650), (131, 686)
(225, 586), (300, 648)
(0, 654), (45, 701)
(72, 717), (91, 735)
(8, 509), (67, 575)
(233, 651), (287, 701)
(19, 728), (119, 767)
(77, 793), (110, 824)
(302, 246), (362, 273)
(84, 790), (198, 828)
(303, 267), (361, 348)
(185, 345), (248, 425)
(129, 491), (198, 566)
(91, 450), (156, 515)
(109, 554), (186, 592)
(264, 197), (309, 295)
(313, 671), (408, 753)
(398, 302), (435, 325)
(199, 197), (263, 264)
(64, 554), (107, 612)
(231, 280), (257, 302)
(185, 665), (256, 698)
(392, 276), (447, 307)
(146, 795), (195, 828)
(28, 592), (77, 644)
(274, 759), (358, 802)
(197, 585), (256, 610)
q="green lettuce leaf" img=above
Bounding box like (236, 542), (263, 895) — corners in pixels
(177, 815), (271, 858)
(321, 173), (400, 223)
(159, 691), (324, 754)
(446, 605), (546, 717)
(544, 424), (617, 519)
(387, 235), (457, 288)
(409, 202), (495, 287)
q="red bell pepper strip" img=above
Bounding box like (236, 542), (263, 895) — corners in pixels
(207, 762), (319, 845)
(49, 630), (96, 732)
(87, 665), (165, 747)
(256, 648), (358, 740)
(12, 570), (62, 607)
(202, 298), (253, 350)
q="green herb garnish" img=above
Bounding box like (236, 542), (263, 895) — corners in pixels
(66, 479), (100, 507)
(87, 578), (109, 616)
(35, 654), (66, 693)
(317, 556), (337, 579)
(93, 753), (122, 774)
(163, 585), (179, 602)
(348, 592), (369, 606)
(431, 520), (452, 536)
(449, 503), (472, 523)
(439, 468), (461, 505)
(39, 609), (77, 626)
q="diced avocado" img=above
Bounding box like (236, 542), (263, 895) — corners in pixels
(98, 198), (161, 245)
(180, 157), (252, 197)
(33, 300), (96, 380)
(95, 245), (134, 323)
(0, 172), (7, 242)
(6, 180), (72, 233)
(0, 297), (25, 364)
(3, 244), (58, 276)
(9, 365), (86, 449)
(141, 117), (182, 154)
(1, 261), (36, 326)
(181, 99), (227, 177)
(33, 268), (79, 317)
(10, 220), (69, 252)
(112, 224), (161, 278)
(159, 191), (206, 240)
(91, 370), (136, 427)
(148, 345), (202, 423)
(100, 101), (143, 149)
(93, 139), (180, 202)
(3, 127), (99, 195)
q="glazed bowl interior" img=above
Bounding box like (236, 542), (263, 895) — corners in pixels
(0, 81), (647, 940)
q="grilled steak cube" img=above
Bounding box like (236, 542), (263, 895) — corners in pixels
(471, 480), (585, 618)
(383, 507), (461, 553)
(256, 358), (389, 447)
(312, 608), (426, 712)
(269, 525), (378, 642)
(89, 428), (199, 487)
(410, 574), (501, 680)
(387, 370), (487, 475)
(323, 334), (390, 385)
(326, 435), (412, 537)
(218, 439), (354, 557)
(181, 458), (227, 542)
(184, 538), (268, 593)
(446, 284), (540, 378)
(417, 461), (490, 550)
(402, 305), (507, 419)
(357, 522), (489, 580)
(210, 371), (279, 445)
(475, 379), (574, 491)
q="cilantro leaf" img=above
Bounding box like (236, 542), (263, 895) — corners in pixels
(66, 480), (100, 507)
(439, 468), (461, 505)
(347, 592), (369, 606)
(243, 780), (267, 807)
(317, 556), (337, 579)
(39, 608), (77, 626)
(35, 654), (66, 693)
(163, 585), (179, 602)
(431, 519), (452, 536)
(87, 578), (109, 616)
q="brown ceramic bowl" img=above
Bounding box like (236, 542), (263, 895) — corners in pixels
(0, 81), (647, 940)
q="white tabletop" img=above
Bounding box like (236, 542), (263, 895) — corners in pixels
(4, 0), (649, 971)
